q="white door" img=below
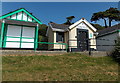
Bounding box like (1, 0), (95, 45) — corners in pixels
(21, 26), (35, 48)
(5, 25), (35, 48)
(5, 25), (21, 48)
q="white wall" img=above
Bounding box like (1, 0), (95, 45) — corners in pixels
(22, 12), (27, 21)
(11, 14), (16, 19)
(48, 27), (54, 50)
(7, 12), (34, 22)
(96, 32), (119, 51)
(17, 12), (22, 20)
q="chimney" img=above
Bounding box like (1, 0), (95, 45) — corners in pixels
(82, 18), (84, 20)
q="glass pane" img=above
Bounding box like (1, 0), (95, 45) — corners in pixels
(22, 27), (35, 38)
(7, 25), (21, 37)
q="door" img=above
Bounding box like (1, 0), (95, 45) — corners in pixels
(21, 26), (35, 48)
(5, 25), (35, 48)
(5, 25), (21, 48)
(77, 29), (89, 51)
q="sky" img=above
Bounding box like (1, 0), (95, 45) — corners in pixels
(1, 2), (119, 26)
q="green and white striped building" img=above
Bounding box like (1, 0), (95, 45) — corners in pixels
(0, 8), (42, 49)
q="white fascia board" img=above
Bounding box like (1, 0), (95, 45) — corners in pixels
(69, 18), (97, 32)
(52, 28), (66, 32)
(69, 19), (83, 29)
(84, 19), (97, 32)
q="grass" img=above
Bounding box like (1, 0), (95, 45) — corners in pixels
(2, 53), (119, 81)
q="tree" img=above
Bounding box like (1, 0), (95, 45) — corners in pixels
(64, 16), (75, 25)
(91, 23), (105, 30)
(38, 24), (48, 37)
(111, 37), (120, 64)
(105, 7), (120, 27)
(91, 12), (108, 28)
(91, 7), (120, 28)
(38, 24), (48, 50)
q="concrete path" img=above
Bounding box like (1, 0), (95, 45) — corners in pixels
(1, 50), (67, 56)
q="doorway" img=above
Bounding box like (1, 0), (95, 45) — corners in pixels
(77, 29), (89, 51)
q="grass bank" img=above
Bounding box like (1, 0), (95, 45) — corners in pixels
(2, 53), (118, 81)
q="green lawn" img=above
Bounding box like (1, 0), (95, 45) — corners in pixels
(2, 53), (119, 81)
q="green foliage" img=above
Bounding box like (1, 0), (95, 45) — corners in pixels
(106, 7), (120, 21)
(38, 24), (48, 36)
(91, 7), (120, 28)
(91, 23), (105, 30)
(111, 37), (120, 64)
(105, 7), (120, 27)
(38, 35), (48, 50)
(38, 24), (48, 50)
(91, 11), (108, 28)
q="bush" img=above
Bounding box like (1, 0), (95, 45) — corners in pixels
(38, 24), (48, 50)
(111, 37), (120, 64)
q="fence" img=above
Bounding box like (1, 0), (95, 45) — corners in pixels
(68, 38), (120, 55)
(0, 38), (119, 55)
(37, 42), (68, 51)
(0, 40), (68, 51)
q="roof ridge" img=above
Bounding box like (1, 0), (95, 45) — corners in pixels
(0, 8), (24, 17)
(98, 23), (120, 32)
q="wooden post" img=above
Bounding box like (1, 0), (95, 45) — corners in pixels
(34, 24), (39, 51)
(0, 20), (5, 48)
(89, 39), (91, 56)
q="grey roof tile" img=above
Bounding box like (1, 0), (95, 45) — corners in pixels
(98, 23), (120, 36)
(49, 22), (69, 31)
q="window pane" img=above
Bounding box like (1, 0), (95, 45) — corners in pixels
(7, 25), (21, 37)
(22, 27), (35, 38)
(56, 32), (64, 42)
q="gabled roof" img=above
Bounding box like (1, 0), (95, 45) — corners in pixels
(97, 23), (120, 37)
(49, 22), (69, 32)
(0, 8), (42, 24)
(69, 18), (97, 32)
(48, 18), (97, 33)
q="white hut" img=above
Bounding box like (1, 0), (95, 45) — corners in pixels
(47, 18), (97, 51)
(0, 8), (42, 49)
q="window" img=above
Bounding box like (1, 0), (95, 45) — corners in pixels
(56, 32), (64, 42)
(90, 33), (93, 38)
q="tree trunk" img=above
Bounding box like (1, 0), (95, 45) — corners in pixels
(103, 18), (107, 28)
(109, 19), (112, 27)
